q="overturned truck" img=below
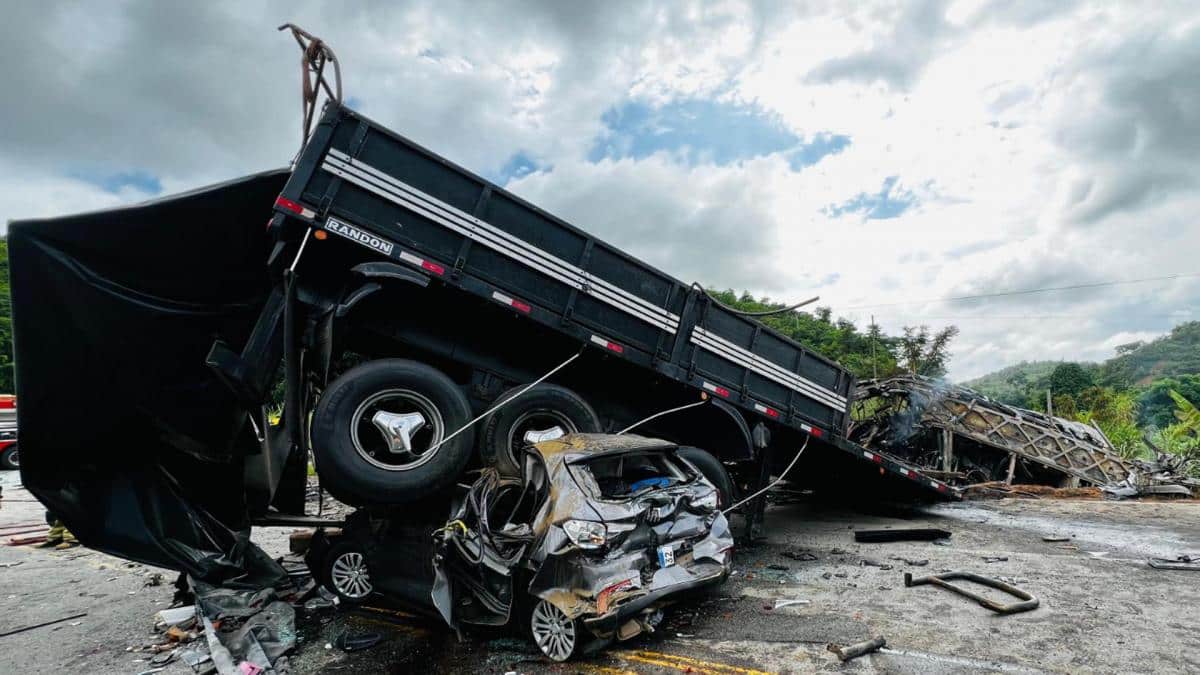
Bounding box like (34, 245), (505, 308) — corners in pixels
(851, 375), (1198, 496)
(8, 101), (962, 585)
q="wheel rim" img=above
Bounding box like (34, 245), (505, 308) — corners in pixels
(330, 551), (373, 599)
(351, 389), (446, 472)
(531, 599), (576, 661)
(506, 409), (577, 465)
(7, 449), (17, 468)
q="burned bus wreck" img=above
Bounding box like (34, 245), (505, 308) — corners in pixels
(850, 375), (1198, 496)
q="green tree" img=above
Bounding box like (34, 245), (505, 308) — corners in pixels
(898, 325), (959, 378)
(1049, 362), (1093, 397)
(1137, 376), (1200, 429)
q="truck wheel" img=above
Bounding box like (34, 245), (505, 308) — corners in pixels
(677, 446), (735, 507)
(0, 444), (17, 470)
(482, 384), (600, 476)
(311, 359), (474, 505)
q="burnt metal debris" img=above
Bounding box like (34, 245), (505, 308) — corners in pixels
(904, 571), (1039, 615)
(850, 375), (1199, 496)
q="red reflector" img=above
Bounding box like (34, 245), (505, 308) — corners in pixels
(512, 301), (531, 313)
(937, 483), (948, 492)
(421, 261), (445, 275)
(810, 426), (824, 438)
(0, 397), (15, 410)
(714, 385), (729, 397)
(607, 341), (624, 354)
(765, 407), (779, 418)
(274, 196), (305, 215)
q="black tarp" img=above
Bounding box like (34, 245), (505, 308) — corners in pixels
(8, 170), (290, 586)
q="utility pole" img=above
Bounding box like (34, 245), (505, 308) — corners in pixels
(870, 314), (878, 379)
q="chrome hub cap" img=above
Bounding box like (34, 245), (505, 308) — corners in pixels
(351, 389), (445, 472)
(330, 551), (372, 599)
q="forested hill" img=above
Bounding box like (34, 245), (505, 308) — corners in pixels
(964, 322), (1200, 466)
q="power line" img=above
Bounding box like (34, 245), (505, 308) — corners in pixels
(840, 272), (1200, 311)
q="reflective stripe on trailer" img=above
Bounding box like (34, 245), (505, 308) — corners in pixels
(701, 381), (731, 398)
(690, 327), (847, 411)
(321, 150), (680, 334)
(752, 402), (780, 418)
(589, 335), (624, 354)
(398, 251), (445, 276)
(491, 291), (531, 313)
(798, 423), (824, 438)
(275, 196), (316, 219)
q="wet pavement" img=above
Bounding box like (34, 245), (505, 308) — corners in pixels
(2, 468), (1199, 673)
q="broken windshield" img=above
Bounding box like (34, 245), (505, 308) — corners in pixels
(569, 451), (692, 499)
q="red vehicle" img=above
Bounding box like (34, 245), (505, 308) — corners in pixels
(0, 396), (17, 470)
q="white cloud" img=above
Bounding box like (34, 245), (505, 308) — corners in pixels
(3, 0), (1198, 381)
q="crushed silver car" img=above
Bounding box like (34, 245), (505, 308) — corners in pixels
(432, 434), (734, 661)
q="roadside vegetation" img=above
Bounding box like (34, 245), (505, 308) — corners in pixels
(966, 323), (1200, 471)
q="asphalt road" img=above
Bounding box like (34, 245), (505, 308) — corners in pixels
(2, 469), (1198, 674)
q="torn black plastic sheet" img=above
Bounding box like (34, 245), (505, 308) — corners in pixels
(8, 170), (294, 583)
(194, 579), (298, 675)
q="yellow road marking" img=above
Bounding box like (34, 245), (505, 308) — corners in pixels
(615, 649), (773, 675)
(572, 663), (639, 675)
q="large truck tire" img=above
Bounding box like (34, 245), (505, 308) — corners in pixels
(677, 446), (735, 508)
(482, 384), (600, 476)
(311, 359), (474, 505)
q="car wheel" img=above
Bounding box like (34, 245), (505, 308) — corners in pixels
(0, 444), (18, 470)
(677, 446), (735, 507)
(311, 359), (474, 506)
(323, 542), (374, 604)
(483, 384), (600, 476)
(530, 598), (579, 662)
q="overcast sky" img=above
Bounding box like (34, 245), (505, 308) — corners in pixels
(4, 1), (1198, 380)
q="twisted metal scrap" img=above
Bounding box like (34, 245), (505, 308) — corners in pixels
(852, 375), (1196, 494)
(279, 23), (342, 149)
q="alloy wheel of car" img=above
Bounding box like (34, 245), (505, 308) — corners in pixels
(531, 599), (577, 662)
(329, 550), (374, 600)
(350, 389), (446, 472)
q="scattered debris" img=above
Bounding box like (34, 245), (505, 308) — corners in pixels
(144, 573), (165, 587)
(982, 556), (1009, 563)
(334, 630), (384, 652)
(773, 599), (810, 610)
(855, 528), (952, 543)
(781, 550), (818, 561)
(1148, 555), (1200, 571)
(889, 556), (929, 566)
(0, 612), (88, 638)
(5, 535), (47, 546)
(861, 559), (894, 570)
(767, 564), (789, 571)
(0, 561), (24, 568)
(830, 547), (849, 555)
(904, 571), (1038, 615)
(1042, 535), (1072, 542)
(828, 636), (886, 662)
(155, 606), (197, 628)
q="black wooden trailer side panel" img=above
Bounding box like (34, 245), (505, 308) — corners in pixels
(275, 104), (953, 497)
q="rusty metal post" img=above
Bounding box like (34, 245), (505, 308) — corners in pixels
(941, 427), (954, 472)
